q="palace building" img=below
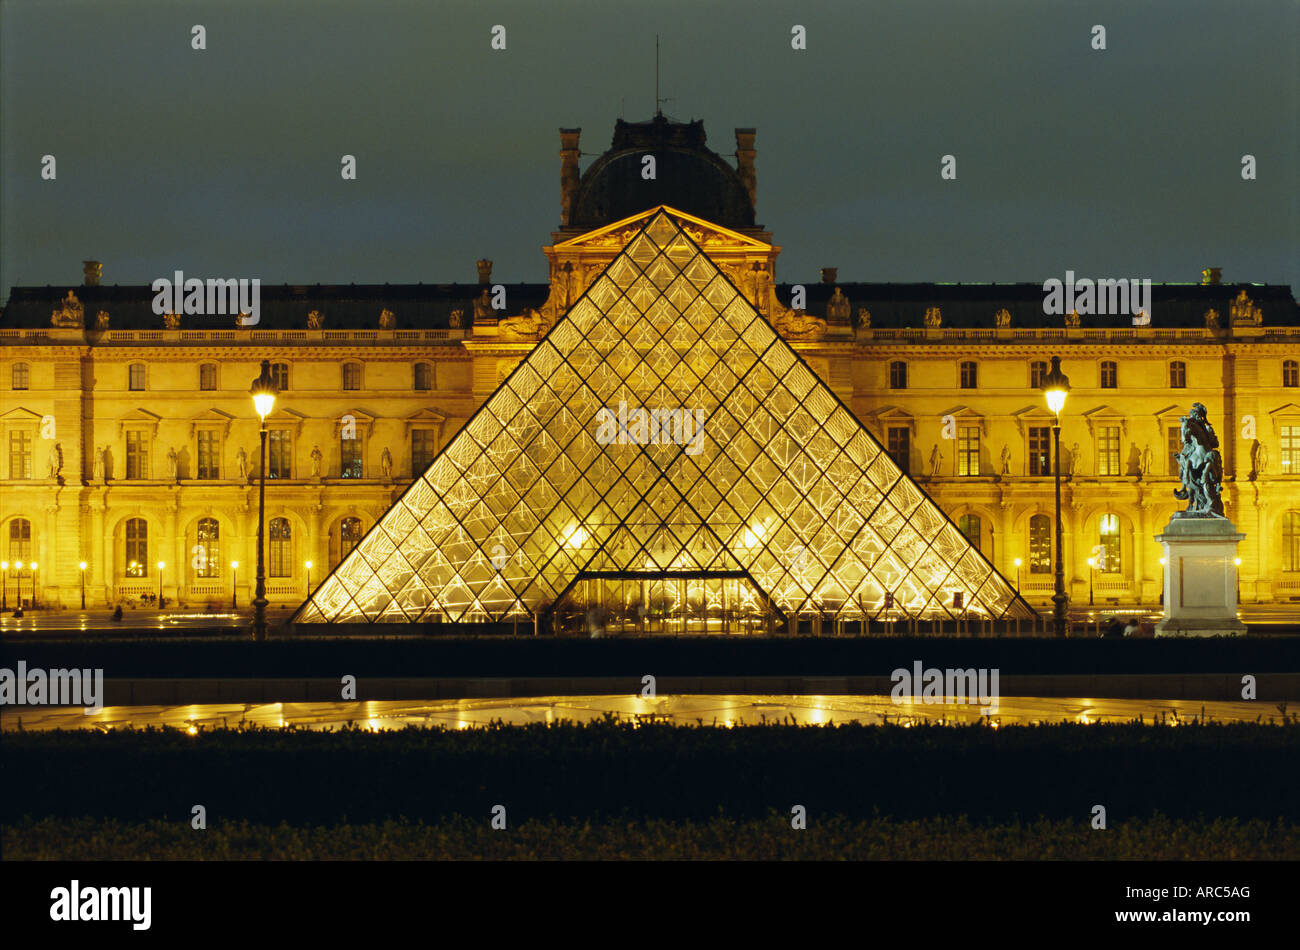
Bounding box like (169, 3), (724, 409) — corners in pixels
(2, 114), (1299, 618)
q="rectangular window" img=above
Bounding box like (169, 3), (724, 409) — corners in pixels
(196, 430), (219, 480)
(12, 364), (30, 390)
(340, 437), (363, 478)
(958, 426), (980, 476)
(1168, 426), (1182, 477)
(1028, 427), (1051, 476)
(1030, 362), (1047, 389)
(1029, 517), (1052, 574)
(886, 427), (910, 475)
(125, 431), (149, 479)
(128, 364), (145, 391)
(1100, 362), (1117, 389)
(1097, 426), (1121, 476)
(342, 363), (361, 391)
(1282, 426), (1300, 475)
(8, 431), (32, 479)
(889, 361), (907, 389)
(959, 361), (977, 389)
(1169, 361), (1187, 388)
(411, 430), (437, 473)
(414, 363), (433, 391)
(270, 363), (289, 391)
(268, 430), (292, 479)
(199, 364), (217, 391)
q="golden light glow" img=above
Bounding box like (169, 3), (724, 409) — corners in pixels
(1234, 557), (1242, 566)
(157, 560), (165, 570)
(231, 560), (239, 569)
(30, 561), (38, 570)
(1013, 558), (1022, 567)
(1045, 388), (1067, 415)
(79, 561), (87, 571)
(252, 391), (276, 419)
(305, 560), (313, 570)
(14, 562), (22, 571)
(1160, 557), (1167, 566)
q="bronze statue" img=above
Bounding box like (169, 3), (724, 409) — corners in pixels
(1173, 402), (1225, 517)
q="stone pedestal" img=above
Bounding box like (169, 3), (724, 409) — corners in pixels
(1154, 516), (1246, 637)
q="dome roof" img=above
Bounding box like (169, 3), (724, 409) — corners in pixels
(568, 116), (755, 230)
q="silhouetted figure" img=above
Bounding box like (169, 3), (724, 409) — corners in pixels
(112, 605), (123, 621)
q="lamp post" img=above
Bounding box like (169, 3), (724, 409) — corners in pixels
(157, 561), (165, 608)
(1, 561), (7, 611)
(1087, 557), (1096, 606)
(1159, 556), (1167, 607)
(1234, 556), (1242, 605)
(250, 360), (279, 642)
(1013, 557), (1022, 593)
(305, 560), (313, 594)
(1041, 355), (1071, 637)
(231, 560), (239, 609)
(31, 561), (38, 609)
(79, 561), (87, 609)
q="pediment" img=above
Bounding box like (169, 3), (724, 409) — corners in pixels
(119, 408), (162, 435)
(941, 405), (987, 436)
(1083, 404), (1127, 437)
(1268, 403), (1300, 433)
(333, 409), (374, 438)
(867, 405), (916, 434)
(554, 205), (771, 253)
(0, 406), (44, 424)
(1011, 405), (1058, 437)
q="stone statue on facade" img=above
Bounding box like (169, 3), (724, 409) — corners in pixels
(307, 310), (323, 330)
(1251, 439), (1268, 479)
(449, 309), (464, 329)
(95, 310), (111, 329)
(1173, 402), (1225, 517)
(827, 287), (850, 323)
(235, 446), (248, 481)
(381, 447), (393, 480)
(93, 445), (105, 481)
(310, 445), (324, 477)
(928, 444), (943, 477)
(1064, 310), (1081, 328)
(48, 442), (64, 479)
(999, 444), (1011, 475)
(857, 308), (871, 330)
(378, 308), (396, 330)
(163, 312), (181, 330)
(1068, 443), (1080, 477)
(1141, 444), (1153, 477)
(923, 307), (942, 329)
(473, 289), (495, 321)
(994, 308), (1011, 329)
(1204, 308), (1220, 330)
(1229, 290), (1262, 327)
(167, 446), (179, 480)
(50, 290), (84, 328)
(499, 308), (544, 341)
(773, 308), (826, 342)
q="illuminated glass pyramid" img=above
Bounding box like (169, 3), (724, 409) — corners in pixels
(294, 209), (1034, 627)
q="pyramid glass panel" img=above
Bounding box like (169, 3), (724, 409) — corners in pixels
(294, 208), (1034, 629)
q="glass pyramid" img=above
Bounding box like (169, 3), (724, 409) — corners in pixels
(294, 208), (1035, 627)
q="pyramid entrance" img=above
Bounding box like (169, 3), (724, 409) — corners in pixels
(294, 207), (1035, 629)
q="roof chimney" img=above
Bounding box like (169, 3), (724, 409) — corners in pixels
(820, 267), (838, 285)
(82, 260), (101, 286)
(559, 129), (581, 226)
(1201, 267), (1222, 285)
(734, 128), (756, 208)
(477, 259), (493, 285)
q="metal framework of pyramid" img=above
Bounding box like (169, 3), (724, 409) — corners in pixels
(294, 208), (1035, 626)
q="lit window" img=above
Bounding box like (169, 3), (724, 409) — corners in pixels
(341, 436), (363, 478)
(125, 431), (149, 479)
(1284, 360), (1299, 388)
(11, 363), (29, 390)
(959, 361), (977, 389)
(1097, 426), (1121, 476)
(958, 514), (981, 550)
(1168, 426), (1182, 477)
(269, 518), (292, 577)
(1169, 361), (1186, 388)
(886, 427), (910, 475)
(414, 363), (433, 391)
(125, 519), (148, 576)
(1100, 361), (1117, 389)
(958, 426), (980, 476)
(128, 363), (146, 391)
(412, 430), (437, 473)
(1028, 427), (1051, 476)
(1030, 361), (1047, 389)
(1029, 515), (1051, 574)
(889, 361), (907, 389)
(8, 431), (32, 479)
(342, 363), (362, 391)
(1281, 426), (1300, 475)
(7, 518), (32, 564)
(195, 518), (220, 578)
(340, 517), (363, 559)
(1098, 513), (1121, 573)
(1284, 511), (1300, 572)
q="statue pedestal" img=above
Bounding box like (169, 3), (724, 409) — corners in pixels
(1154, 517), (1246, 637)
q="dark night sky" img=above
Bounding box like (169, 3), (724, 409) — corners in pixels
(1, 0), (1296, 301)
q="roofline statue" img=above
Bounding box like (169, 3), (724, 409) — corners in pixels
(1172, 402), (1225, 517)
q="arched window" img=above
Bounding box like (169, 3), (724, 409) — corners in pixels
(270, 363), (289, 391)
(7, 518), (32, 567)
(332, 516), (364, 568)
(1029, 514), (1052, 574)
(342, 362), (362, 391)
(1098, 514), (1122, 573)
(194, 518), (220, 578)
(11, 363), (29, 390)
(124, 518), (148, 576)
(1100, 361), (1118, 389)
(269, 518), (292, 577)
(1284, 511), (1300, 572)
(1169, 360), (1187, 388)
(1284, 360), (1299, 388)
(1030, 361), (1048, 389)
(958, 514), (981, 551)
(414, 362), (433, 391)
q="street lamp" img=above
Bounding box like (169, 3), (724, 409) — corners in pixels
(231, 560), (239, 609)
(30, 561), (38, 609)
(14, 561), (22, 609)
(157, 561), (165, 608)
(1, 561), (7, 611)
(79, 561), (87, 609)
(1234, 556), (1242, 605)
(1041, 355), (1071, 637)
(305, 559), (313, 593)
(1159, 556), (1167, 607)
(1087, 556), (1096, 606)
(250, 359), (279, 642)
(1013, 557), (1022, 593)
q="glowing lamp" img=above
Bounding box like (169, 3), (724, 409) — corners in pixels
(1041, 355), (1070, 416)
(250, 359), (279, 420)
